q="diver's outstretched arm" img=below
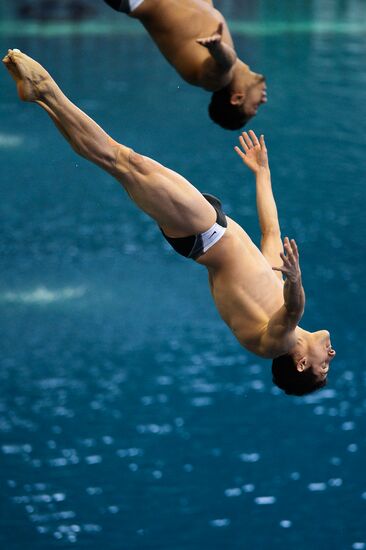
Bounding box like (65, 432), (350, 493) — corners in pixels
(263, 237), (305, 352)
(235, 130), (284, 277)
(197, 23), (237, 72)
(272, 237), (304, 315)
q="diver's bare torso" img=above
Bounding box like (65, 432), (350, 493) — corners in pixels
(196, 218), (285, 357)
(113, 148), (284, 359)
(131, 0), (235, 89)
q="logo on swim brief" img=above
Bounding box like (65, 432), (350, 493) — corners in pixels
(209, 230), (217, 238)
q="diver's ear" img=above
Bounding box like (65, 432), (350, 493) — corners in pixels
(230, 92), (245, 106)
(296, 357), (308, 372)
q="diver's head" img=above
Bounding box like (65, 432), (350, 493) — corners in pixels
(272, 330), (336, 396)
(208, 72), (267, 130)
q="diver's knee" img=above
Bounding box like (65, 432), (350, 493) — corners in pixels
(114, 144), (135, 175)
(128, 150), (155, 176)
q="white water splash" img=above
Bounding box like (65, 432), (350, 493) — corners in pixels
(2, 286), (86, 304)
(0, 133), (24, 148)
(255, 496), (276, 505)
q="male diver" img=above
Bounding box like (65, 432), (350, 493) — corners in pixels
(102, 0), (267, 129)
(3, 50), (335, 396)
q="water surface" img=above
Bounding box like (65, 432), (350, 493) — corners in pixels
(0, 2), (366, 549)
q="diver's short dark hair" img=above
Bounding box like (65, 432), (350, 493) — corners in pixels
(272, 354), (327, 396)
(208, 88), (251, 130)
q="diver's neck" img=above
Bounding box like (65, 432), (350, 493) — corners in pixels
(291, 327), (311, 355)
(228, 60), (252, 93)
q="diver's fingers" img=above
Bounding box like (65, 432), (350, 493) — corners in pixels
(283, 240), (296, 264)
(290, 239), (299, 259)
(279, 251), (290, 265)
(260, 134), (267, 151)
(249, 130), (260, 147)
(242, 131), (254, 149)
(234, 145), (246, 160)
(239, 134), (249, 152)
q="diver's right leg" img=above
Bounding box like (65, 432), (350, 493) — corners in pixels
(3, 49), (216, 237)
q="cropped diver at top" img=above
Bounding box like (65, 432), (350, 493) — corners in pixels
(3, 50), (336, 396)
(102, 0), (267, 130)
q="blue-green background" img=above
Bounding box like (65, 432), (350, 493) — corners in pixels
(0, 1), (366, 548)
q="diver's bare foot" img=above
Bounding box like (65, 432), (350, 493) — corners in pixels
(2, 49), (53, 102)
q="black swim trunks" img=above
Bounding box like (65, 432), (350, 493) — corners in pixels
(103, 0), (143, 14)
(161, 193), (228, 260)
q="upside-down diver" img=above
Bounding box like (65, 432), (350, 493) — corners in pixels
(102, 0), (267, 129)
(3, 49), (335, 396)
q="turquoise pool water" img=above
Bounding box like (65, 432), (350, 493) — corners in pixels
(1, 2), (366, 548)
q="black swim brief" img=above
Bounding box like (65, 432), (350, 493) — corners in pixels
(161, 193), (228, 260)
(103, 0), (143, 14)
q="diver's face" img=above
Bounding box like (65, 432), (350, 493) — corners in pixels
(307, 330), (336, 380)
(243, 74), (267, 116)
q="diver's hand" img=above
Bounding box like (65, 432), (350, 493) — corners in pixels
(234, 130), (269, 174)
(196, 23), (223, 49)
(272, 238), (301, 282)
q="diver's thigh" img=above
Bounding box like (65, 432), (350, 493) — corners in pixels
(119, 151), (217, 236)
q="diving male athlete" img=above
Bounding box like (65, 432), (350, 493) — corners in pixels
(102, 0), (267, 129)
(3, 50), (335, 396)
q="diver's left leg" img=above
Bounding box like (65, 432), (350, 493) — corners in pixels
(3, 49), (217, 237)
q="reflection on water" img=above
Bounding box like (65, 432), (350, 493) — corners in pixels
(0, 132), (24, 148)
(1, 1), (366, 548)
(2, 286), (86, 303)
(2, 329), (366, 548)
